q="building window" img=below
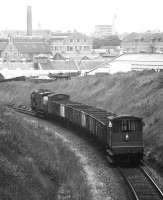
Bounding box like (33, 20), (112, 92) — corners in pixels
(152, 38), (156, 43)
(158, 37), (162, 42)
(140, 38), (144, 42)
(67, 46), (73, 51)
(84, 46), (89, 51)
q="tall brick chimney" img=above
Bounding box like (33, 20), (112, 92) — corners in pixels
(27, 6), (32, 36)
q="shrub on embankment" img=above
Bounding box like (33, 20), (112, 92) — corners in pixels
(0, 70), (162, 164)
(0, 106), (92, 200)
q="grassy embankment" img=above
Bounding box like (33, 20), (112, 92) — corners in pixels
(0, 106), (92, 200)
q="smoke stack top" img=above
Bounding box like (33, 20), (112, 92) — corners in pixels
(27, 6), (32, 36)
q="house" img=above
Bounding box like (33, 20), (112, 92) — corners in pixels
(121, 32), (163, 53)
(49, 31), (92, 56)
(0, 38), (8, 58)
(1, 37), (51, 61)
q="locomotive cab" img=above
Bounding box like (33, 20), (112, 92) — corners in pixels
(107, 115), (144, 162)
(31, 89), (52, 113)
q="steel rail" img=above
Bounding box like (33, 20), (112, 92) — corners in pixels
(118, 167), (139, 200)
(119, 165), (163, 200)
(7, 105), (37, 117)
(140, 165), (163, 199)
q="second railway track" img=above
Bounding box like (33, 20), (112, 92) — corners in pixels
(119, 163), (163, 200)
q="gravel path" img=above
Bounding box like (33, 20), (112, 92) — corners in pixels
(18, 113), (129, 200)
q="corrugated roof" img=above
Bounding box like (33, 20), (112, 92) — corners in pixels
(78, 60), (107, 70)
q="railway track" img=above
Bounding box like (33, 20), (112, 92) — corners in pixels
(119, 163), (163, 200)
(7, 104), (163, 200)
(7, 104), (37, 117)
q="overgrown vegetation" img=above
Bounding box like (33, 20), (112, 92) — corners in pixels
(0, 106), (92, 200)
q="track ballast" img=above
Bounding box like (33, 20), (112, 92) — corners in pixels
(119, 163), (163, 200)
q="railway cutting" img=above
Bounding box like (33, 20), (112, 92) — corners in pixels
(7, 99), (163, 200)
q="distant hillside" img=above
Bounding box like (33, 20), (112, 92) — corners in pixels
(0, 70), (163, 165)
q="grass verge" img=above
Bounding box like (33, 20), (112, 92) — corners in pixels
(0, 106), (92, 200)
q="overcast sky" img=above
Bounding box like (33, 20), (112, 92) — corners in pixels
(0, 0), (163, 34)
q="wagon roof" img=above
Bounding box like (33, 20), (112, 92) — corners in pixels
(48, 93), (70, 98)
(39, 92), (52, 96)
(110, 115), (142, 120)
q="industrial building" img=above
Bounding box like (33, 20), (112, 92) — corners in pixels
(49, 31), (92, 56)
(94, 25), (113, 38)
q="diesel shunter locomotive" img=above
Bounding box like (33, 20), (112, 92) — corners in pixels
(31, 89), (144, 162)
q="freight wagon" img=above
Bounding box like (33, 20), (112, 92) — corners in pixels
(31, 89), (144, 162)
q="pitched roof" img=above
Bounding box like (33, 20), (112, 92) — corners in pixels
(123, 32), (163, 42)
(81, 56), (90, 60)
(50, 32), (91, 41)
(53, 53), (66, 60)
(78, 60), (107, 70)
